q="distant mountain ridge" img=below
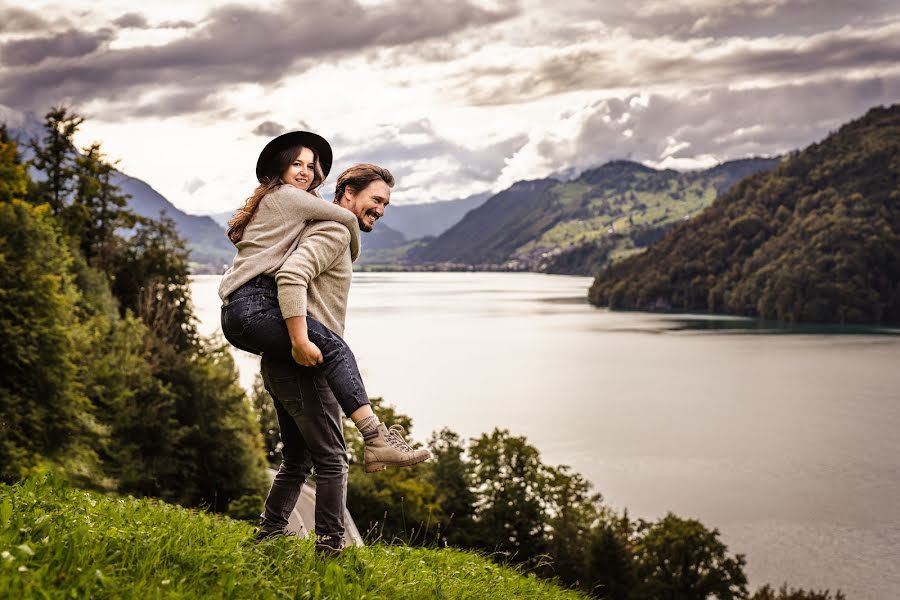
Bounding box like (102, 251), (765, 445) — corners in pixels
(112, 174), (235, 270)
(1, 105), (235, 272)
(405, 157), (781, 274)
(588, 104), (900, 324)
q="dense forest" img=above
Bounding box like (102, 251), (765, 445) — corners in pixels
(0, 109), (268, 511)
(589, 105), (900, 324)
(2, 108), (846, 600)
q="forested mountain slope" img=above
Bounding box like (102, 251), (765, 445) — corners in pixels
(588, 105), (900, 324)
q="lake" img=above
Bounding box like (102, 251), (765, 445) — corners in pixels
(192, 272), (900, 599)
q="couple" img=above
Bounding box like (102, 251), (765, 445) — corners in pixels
(219, 131), (430, 555)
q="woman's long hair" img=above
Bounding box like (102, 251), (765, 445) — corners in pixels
(227, 144), (326, 244)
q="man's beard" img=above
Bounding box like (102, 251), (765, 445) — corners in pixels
(358, 218), (373, 233)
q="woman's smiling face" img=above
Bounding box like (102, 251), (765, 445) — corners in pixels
(280, 147), (316, 191)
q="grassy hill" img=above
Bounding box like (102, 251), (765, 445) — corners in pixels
(0, 476), (586, 599)
(588, 104), (900, 324)
(407, 158), (779, 275)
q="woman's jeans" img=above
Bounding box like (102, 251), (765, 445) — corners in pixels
(220, 275), (370, 417)
(220, 275), (365, 545)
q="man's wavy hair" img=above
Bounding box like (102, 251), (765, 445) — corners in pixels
(333, 163), (394, 205)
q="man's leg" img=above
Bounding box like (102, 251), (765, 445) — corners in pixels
(263, 357), (349, 550)
(258, 355), (313, 537)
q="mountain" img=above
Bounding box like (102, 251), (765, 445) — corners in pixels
(112, 174), (235, 270)
(381, 191), (492, 239)
(588, 104), (900, 324)
(1, 105), (234, 272)
(408, 158), (780, 274)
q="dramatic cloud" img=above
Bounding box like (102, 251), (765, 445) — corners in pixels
(252, 121), (286, 136)
(112, 13), (150, 29)
(456, 21), (900, 105)
(0, 5), (55, 33)
(555, 0), (900, 39)
(0, 0), (519, 116)
(3, 0), (896, 211)
(497, 75), (900, 187)
(1, 28), (114, 67)
(330, 119), (528, 201)
(158, 20), (196, 30)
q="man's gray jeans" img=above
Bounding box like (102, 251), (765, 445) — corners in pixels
(260, 353), (347, 547)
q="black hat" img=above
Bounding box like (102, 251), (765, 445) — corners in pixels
(255, 131), (333, 183)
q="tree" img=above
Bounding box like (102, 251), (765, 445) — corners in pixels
(28, 107), (83, 215)
(0, 200), (98, 482)
(111, 213), (197, 352)
(468, 428), (550, 565)
(542, 465), (604, 588)
(631, 513), (748, 600)
(427, 428), (477, 547)
(249, 374), (282, 467)
(584, 513), (635, 600)
(0, 125), (28, 203)
(155, 342), (268, 511)
(67, 142), (135, 268)
(345, 399), (443, 544)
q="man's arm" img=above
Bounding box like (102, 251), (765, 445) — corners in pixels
(276, 222), (350, 365)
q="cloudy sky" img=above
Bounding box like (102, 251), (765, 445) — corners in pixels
(1, 0), (898, 215)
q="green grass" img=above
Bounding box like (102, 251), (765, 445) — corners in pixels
(1, 476), (587, 599)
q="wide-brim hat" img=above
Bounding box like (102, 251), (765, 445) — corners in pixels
(255, 131), (333, 183)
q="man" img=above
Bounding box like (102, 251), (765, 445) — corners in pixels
(259, 162), (429, 555)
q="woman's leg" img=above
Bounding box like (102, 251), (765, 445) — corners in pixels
(227, 279), (430, 471)
(225, 280), (369, 419)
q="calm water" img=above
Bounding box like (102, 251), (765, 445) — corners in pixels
(192, 272), (900, 599)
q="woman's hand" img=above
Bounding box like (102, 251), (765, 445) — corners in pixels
(292, 339), (324, 367)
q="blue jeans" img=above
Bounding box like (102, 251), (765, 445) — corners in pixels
(220, 274), (369, 417)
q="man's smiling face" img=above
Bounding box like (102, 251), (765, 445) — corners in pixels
(339, 179), (390, 232)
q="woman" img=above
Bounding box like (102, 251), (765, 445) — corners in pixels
(219, 131), (429, 551)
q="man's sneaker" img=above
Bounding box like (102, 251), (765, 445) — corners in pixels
(254, 526), (296, 542)
(314, 534), (343, 558)
(364, 423), (431, 473)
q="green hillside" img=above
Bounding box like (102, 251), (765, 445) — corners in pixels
(408, 158), (779, 275)
(588, 104), (900, 324)
(1, 476), (586, 600)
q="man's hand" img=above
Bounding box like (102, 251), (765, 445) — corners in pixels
(292, 339), (324, 367)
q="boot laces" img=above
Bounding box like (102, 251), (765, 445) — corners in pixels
(387, 425), (413, 451)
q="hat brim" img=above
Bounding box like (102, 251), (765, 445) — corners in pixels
(256, 131), (333, 183)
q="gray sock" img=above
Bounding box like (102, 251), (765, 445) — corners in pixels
(357, 415), (380, 441)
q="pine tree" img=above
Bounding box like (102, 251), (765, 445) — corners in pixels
(28, 107), (83, 215)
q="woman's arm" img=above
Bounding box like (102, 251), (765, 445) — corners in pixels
(270, 185), (361, 261)
(285, 316), (323, 366)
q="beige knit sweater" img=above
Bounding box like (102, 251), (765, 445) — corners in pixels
(218, 185), (360, 335)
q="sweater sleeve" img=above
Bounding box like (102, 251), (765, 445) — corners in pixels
(275, 222), (351, 319)
(271, 186), (361, 261)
